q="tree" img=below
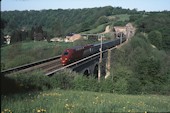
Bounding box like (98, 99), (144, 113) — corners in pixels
(136, 56), (161, 82)
(148, 30), (162, 49)
(95, 16), (109, 26)
(1, 19), (7, 45)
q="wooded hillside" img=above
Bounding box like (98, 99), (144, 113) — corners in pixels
(1, 6), (170, 50)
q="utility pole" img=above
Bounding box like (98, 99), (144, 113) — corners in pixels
(98, 34), (103, 82)
(120, 33), (122, 44)
(105, 48), (111, 79)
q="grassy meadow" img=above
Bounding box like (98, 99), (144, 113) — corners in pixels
(1, 89), (170, 113)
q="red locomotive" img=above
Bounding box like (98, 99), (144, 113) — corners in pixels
(60, 44), (93, 65)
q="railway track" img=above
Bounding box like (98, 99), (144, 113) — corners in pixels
(1, 55), (62, 76)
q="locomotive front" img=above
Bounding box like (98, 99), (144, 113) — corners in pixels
(60, 49), (74, 65)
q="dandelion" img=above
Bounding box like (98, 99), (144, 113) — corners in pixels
(65, 103), (75, 110)
(36, 108), (46, 112)
(4, 109), (8, 112)
(37, 110), (41, 113)
(2, 108), (12, 113)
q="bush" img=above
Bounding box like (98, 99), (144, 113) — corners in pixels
(136, 56), (161, 84)
(111, 66), (134, 94)
(8, 70), (51, 92)
(99, 77), (114, 93)
(148, 30), (162, 49)
(127, 77), (141, 94)
(113, 78), (128, 94)
(50, 69), (76, 89)
(72, 75), (99, 91)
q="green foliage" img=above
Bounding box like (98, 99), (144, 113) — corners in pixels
(148, 30), (162, 49)
(127, 77), (141, 94)
(115, 14), (130, 21)
(136, 12), (170, 50)
(2, 6), (116, 37)
(111, 66), (134, 94)
(129, 14), (143, 22)
(2, 6), (144, 44)
(114, 21), (127, 26)
(82, 23), (108, 34)
(136, 56), (161, 78)
(73, 75), (99, 91)
(50, 70), (75, 89)
(1, 70), (51, 94)
(95, 16), (109, 27)
(110, 33), (169, 94)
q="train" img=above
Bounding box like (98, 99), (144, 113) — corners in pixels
(60, 37), (126, 65)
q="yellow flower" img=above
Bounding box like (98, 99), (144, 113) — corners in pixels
(65, 103), (75, 110)
(3, 108), (12, 113)
(37, 109), (41, 112)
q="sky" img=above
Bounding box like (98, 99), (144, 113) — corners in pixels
(1, 0), (170, 12)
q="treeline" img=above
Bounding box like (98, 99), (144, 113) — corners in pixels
(1, 6), (138, 43)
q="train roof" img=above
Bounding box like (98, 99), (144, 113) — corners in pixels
(66, 44), (93, 51)
(94, 39), (120, 46)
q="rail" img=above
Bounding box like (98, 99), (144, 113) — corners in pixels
(1, 55), (61, 75)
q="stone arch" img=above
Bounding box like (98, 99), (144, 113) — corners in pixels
(83, 69), (89, 76)
(93, 64), (98, 78)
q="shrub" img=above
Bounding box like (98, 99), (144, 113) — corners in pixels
(72, 75), (99, 91)
(99, 77), (114, 93)
(6, 70), (51, 93)
(148, 30), (162, 49)
(114, 78), (128, 94)
(50, 69), (76, 89)
(127, 77), (141, 94)
(111, 66), (134, 94)
(136, 56), (161, 83)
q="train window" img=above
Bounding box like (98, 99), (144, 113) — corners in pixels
(63, 51), (69, 55)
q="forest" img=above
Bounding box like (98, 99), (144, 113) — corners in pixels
(1, 6), (138, 43)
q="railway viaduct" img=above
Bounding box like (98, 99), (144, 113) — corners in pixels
(69, 23), (135, 78)
(69, 34), (123, 79)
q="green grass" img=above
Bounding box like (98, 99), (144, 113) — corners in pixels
(1, 89), (170, 113)
(115, 14), (130, 21)
(108, 14), (130, 22)
(81, 23), (108, 34)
